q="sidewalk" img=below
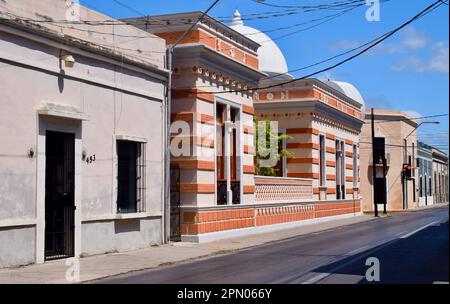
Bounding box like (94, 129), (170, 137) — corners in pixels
(364, 202), (449, 215)
(0, 214), (378, 284)
(407, 202), (449, 212)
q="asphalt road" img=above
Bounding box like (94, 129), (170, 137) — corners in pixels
(95, 206), (449, 284)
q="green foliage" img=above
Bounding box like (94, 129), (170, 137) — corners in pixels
(254, 119), (294, 176)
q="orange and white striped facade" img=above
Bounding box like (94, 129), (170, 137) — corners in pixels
(254, 79), (364, 202)
(132, 12), (365, 242)
(129, 12), (265, 241)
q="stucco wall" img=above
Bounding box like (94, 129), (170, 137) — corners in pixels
(81, 218), (161, 255)
(360, 113), (418, 211)
(0, 21), (166, 267)
(0, 226), (36, 268)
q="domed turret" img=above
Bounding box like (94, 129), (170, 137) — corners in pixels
(230, 10), (292, 80)
(325, 80), (366, 111)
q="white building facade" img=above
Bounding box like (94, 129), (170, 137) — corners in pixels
(0, 1), (168, 267)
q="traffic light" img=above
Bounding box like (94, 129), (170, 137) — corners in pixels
(402, 163), (412, 179)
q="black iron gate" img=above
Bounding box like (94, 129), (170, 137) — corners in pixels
(45, 131), (75, 261)
(170, 165), (181, 241)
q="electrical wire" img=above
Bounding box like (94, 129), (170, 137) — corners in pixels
(0, 0), (370, 26)
(173, 0), (447, 95)
(35, 7), (357, 41)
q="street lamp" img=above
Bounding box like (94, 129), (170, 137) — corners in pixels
(405, 121), (440, 140)
(402, 120), (440, 210)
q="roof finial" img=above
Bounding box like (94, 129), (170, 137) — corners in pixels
(230, 9), (244, 27)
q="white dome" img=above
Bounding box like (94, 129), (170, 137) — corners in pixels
(325, 80), (365, 109)
(229, 10), (291, 80)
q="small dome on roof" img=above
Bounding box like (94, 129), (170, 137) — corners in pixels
(325, 80), (365, 109)
(229, 10), (292, 80)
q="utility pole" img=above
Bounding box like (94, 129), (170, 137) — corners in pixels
(371, 108), (379, 217)
(402, 141), (408, 210)
(164, 0), (221, 243)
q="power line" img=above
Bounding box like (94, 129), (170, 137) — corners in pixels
(366, 113), (450, 124)
(110, 0), (147, 17)
(266, 5), (360, 42)
(0, 3), (366, 55)
(179, 0), (446, 95)
(250, 0), (366, 10)
(176, 21), (395, 89)
(360, 142), (449, 148)
(1, 0), (445, 98)
(0, 1), (367, 26)
(67, 8), (356, 39)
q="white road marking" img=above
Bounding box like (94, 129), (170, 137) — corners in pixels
(300, 272), (331, 284)
(347, 245), (370, 255)
(301, 219), (442, 284)
(280, 216), (447, 284)
(400, 221), (438, 239)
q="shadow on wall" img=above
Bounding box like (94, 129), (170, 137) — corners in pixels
(58, 69), (65, 93)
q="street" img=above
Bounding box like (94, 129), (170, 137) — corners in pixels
(94, 206), (449, 284)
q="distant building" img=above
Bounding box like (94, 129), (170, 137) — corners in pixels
(417, 142), (434, 206)
(360, 110), (418, 212)
(0, 1), (168, 267)
(432, 147), (449, 204)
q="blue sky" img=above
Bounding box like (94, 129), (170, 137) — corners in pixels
(80, 0), (449, 150)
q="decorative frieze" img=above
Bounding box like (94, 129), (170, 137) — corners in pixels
(254, 177), (313, 203)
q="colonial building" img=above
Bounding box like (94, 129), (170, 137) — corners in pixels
(0, 1), (168, 267)
(126, 11), (265, 242)
(417, 141), (434, 206)
(124, 10), (364, 242)
(253, 79), (364, 202)
(0, 4), (374, 267)
(231, 12), (364, 209)
(432, 147), (449, 204)
(360, 110), (418, 212)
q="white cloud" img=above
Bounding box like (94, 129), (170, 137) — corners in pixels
(329, 26), (448, 74)
(429, 42), (449, 73)
(391, 42), (449, 74)
(331, 27), (428, 54)
(330, 39), (361, 50)
(391, 55), (426, 72)
(389, 27), (428, 53)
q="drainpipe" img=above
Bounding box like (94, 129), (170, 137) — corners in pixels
(163, 47), (173, 244)
(162, 0), (221, 244)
